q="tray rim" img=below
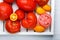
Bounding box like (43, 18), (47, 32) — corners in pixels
(0, 0), (55, 35)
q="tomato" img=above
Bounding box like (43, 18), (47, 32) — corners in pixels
(0, 2), (13, 20)
(36, 7), (46, 14)
(5, 20), (20, 33)
(3, 0), (14, 4)
(43, 5), (51, 12)
(15, 9), (25, 20)
(16, 0), (36, 11)
(22, 12), (37, 29)
(34, 25), (45, 32)
(36, 0), (49, 6)
(10, 13), (18, 21)
(38, 13), (51, 28)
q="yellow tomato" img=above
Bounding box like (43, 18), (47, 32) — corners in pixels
(10, 13), (18, 21)
(36, 7), (46, 14)
(34, 25), (45, 32)
(43, 5), (51, 11)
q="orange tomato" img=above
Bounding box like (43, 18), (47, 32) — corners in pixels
(43, 5), (51, 11)
(36, 7), (46, 14)
(34, 25), (45, 32)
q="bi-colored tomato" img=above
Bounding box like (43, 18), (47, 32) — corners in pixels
(3, 0), (14, 4)
(36, 0), (49, 6)
(16, 0), (36, 11)
(0, 2), (13, 20)
(38, 13), (51, 29)
(15, 9), (25, 20)
(5, 20), (20, 33)
(22, 12), (37, 29)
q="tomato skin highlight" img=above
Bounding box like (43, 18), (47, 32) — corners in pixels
(5, 20), (20, 33)
(36, 0), (49, 6)
(15, 9), (25, 20)
(22, 12), (37, 29)
(16, 0), (36, 11)
(3, 0), (14, 4)
(0, 2), (13, 20)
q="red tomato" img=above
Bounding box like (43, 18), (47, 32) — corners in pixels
(36, 0), (49, 6)
(16, 0), (36, 11)
(5, 20), (20, 33)
(3, 0), (14, 4)
(22, 12), (37, 29)
(0, 2), (13, 20)
(38, 13), (51, 29)
(15, 9), (25, 20)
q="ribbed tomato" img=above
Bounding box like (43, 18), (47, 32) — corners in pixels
(0, 2), (13, 20)
(16, 0), (36, 11)
(3, 0), (14, 4)
(22, 12), (37, 29)
(36, 0), (49, 6)
(15, 9), (25, 20)
(5, 20), (20, 33)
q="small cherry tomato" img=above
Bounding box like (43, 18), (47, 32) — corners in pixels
(0, 2), (13, 20)
(5, 20), (20, 33)
(22, 12), (37, 29)
(38, 13), (52, 29)
(43, 5), (51, 12)
(16, 0), (36, 11)
(15, 9), (25, 20)
(36, 7), (46, 14)
(10, 13), (18, 21)
(34, 25), (45, 32)
(36, 0), (49, 6)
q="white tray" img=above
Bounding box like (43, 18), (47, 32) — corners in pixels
(0, 0), (55, 35)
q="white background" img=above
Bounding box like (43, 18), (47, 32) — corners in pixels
(0, 0), (60, 40)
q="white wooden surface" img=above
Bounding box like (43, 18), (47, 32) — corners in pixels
(0, 0), (55, 35)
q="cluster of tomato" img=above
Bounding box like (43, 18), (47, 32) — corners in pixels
(0, 0), (51, 33)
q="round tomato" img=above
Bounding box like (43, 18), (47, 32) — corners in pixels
(3, 0), (14, 4)
(15, 9), (25, 20)
(0, 2), (13, 20)
(10, 13), (18, 21)
(16, 0), (36, 11)
(36, 0), (49, 6)
(38, 13), (51, 28)
(5, 20), (20, 33)
(22, 12), (37, 29)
